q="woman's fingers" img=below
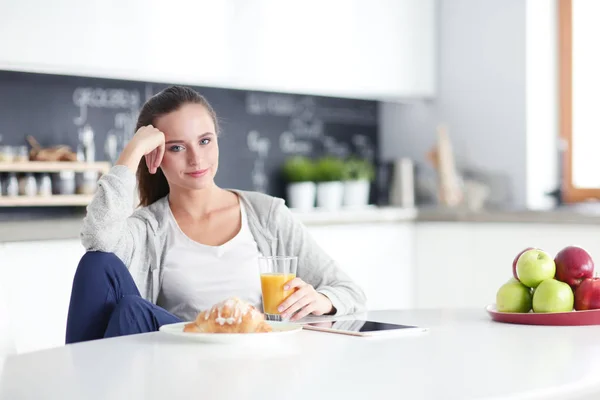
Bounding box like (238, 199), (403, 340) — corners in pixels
(290, 303), (316, 322)
(154, 143), (165, 171)
(277, 280), (308, 313)
(283, 277), (304, 291)
(281, 292), (313, 320)
(145, 153), (152, 173)
(146, 150), (158, 174)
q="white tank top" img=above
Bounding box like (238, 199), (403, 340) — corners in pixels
(157, 201), (263, 321)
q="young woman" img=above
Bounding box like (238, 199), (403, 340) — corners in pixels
(65, 86), (366, 344)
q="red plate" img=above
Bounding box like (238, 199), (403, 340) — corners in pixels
(486, 304), (600, 326)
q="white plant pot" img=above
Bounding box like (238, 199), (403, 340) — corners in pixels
(286, 182), (316, 211)
(316, 181), (344, 210)
(343, 180), (371, 207)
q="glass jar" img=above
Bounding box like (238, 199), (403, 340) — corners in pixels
(0, 146), (14, 163)
(38, 174), (52, 197)
(55, 171), (76, 195)
(5, 173), (18, 196)
(77, 171), (98, 195)
(14, 146), (29, 162)
(19, 173), (37, 196)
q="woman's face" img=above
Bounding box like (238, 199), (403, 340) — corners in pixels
(155, 103), (219, 191)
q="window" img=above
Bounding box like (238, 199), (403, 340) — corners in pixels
(559, 0), (600, 202)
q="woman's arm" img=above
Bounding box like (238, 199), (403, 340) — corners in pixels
(81, 125), (165, 267)
(80, 165), (145, 267)
(269, 202), (367, 318)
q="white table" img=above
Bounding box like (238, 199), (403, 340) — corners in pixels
(2, 309), (600, 400)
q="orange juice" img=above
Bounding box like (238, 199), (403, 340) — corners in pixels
(260, 273), (296, 314)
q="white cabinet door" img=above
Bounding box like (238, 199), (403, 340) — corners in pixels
(2, 240), (85, 354)
(415, 223), (475, 309)
(0, 243), (16, 357)
(306, 222), (415, 311)
(231, 0), (436, 99)
(415, 222), (600, 310)
(0, 0), (234, 86)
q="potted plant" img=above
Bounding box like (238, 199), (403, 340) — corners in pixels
(342, 158), (375, 207)
(314, 156), (346, 210)
(281, 156), (316, 211)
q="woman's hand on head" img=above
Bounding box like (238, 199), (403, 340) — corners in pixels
(277, 277), (334, 322)
(119, 125), (165, 174)
(136, 125), (166, 174)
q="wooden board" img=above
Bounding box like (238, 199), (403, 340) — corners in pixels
(0, 195), (94, 207)
(0, 162), (110, 174)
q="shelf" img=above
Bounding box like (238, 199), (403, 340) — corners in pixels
(0, 161), (111, 174)
(0, 195), (94, 207)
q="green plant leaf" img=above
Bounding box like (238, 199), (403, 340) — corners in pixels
(343, 158), (375, 181)
(281, 156), (316, 182)
(314, 157), (346, 182)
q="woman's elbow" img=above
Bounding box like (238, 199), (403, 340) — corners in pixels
(80, 231), (117, 253)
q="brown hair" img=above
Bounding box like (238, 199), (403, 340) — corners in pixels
(135, 85), (219, 207)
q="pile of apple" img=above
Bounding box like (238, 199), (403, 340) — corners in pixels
(496, 246), (599, 313)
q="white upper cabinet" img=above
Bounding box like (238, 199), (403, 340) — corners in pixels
(0, 0), (436, 100)
(230, 0), (436, 99)
(0, 0), (235, 86)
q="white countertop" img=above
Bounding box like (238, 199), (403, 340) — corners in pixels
(0, 206), (417, 242)
(291, 206), (417, 225)
(2, 309), (600, 400)
(5, 205), (600, 243)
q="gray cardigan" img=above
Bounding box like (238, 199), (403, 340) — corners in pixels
(80, 166), (366, 316)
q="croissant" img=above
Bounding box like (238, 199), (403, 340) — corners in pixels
(183, 297), (273, 334)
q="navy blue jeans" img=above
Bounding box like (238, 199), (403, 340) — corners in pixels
(65, 251), (181, 344)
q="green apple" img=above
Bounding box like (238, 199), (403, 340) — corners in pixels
(516, 249), (556, 288)
(496, 278), (532, 313)
(533, 279), (574, 313)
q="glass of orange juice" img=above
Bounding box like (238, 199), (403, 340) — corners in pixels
(258, 256), (298, 321)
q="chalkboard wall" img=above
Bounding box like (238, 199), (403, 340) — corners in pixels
(0, 70), (378, 200)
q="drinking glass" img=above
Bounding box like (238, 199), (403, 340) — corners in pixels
(258, 256), (298, 321)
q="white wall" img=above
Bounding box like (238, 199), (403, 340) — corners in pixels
(380, 0), (528, 207)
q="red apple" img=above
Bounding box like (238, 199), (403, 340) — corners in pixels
(554, 246), (595, 290)
(512, 247), (535, 281)
(574, 277), (600, 310)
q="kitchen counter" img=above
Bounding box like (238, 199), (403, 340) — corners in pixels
(0, 207), (418, 243)
(0, 217), (84, 243)
(3, 205), (600, 243)
(3, 309), (600, 400)
(291, 206), (417, 225)
(418, 206), (600, 225)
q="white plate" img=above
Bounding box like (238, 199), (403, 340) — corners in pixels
(158, 321), (302, 344)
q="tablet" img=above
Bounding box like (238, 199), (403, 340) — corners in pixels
(302, 319), (428, 337)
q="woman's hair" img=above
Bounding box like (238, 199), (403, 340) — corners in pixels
(135, 85), (219, 207)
